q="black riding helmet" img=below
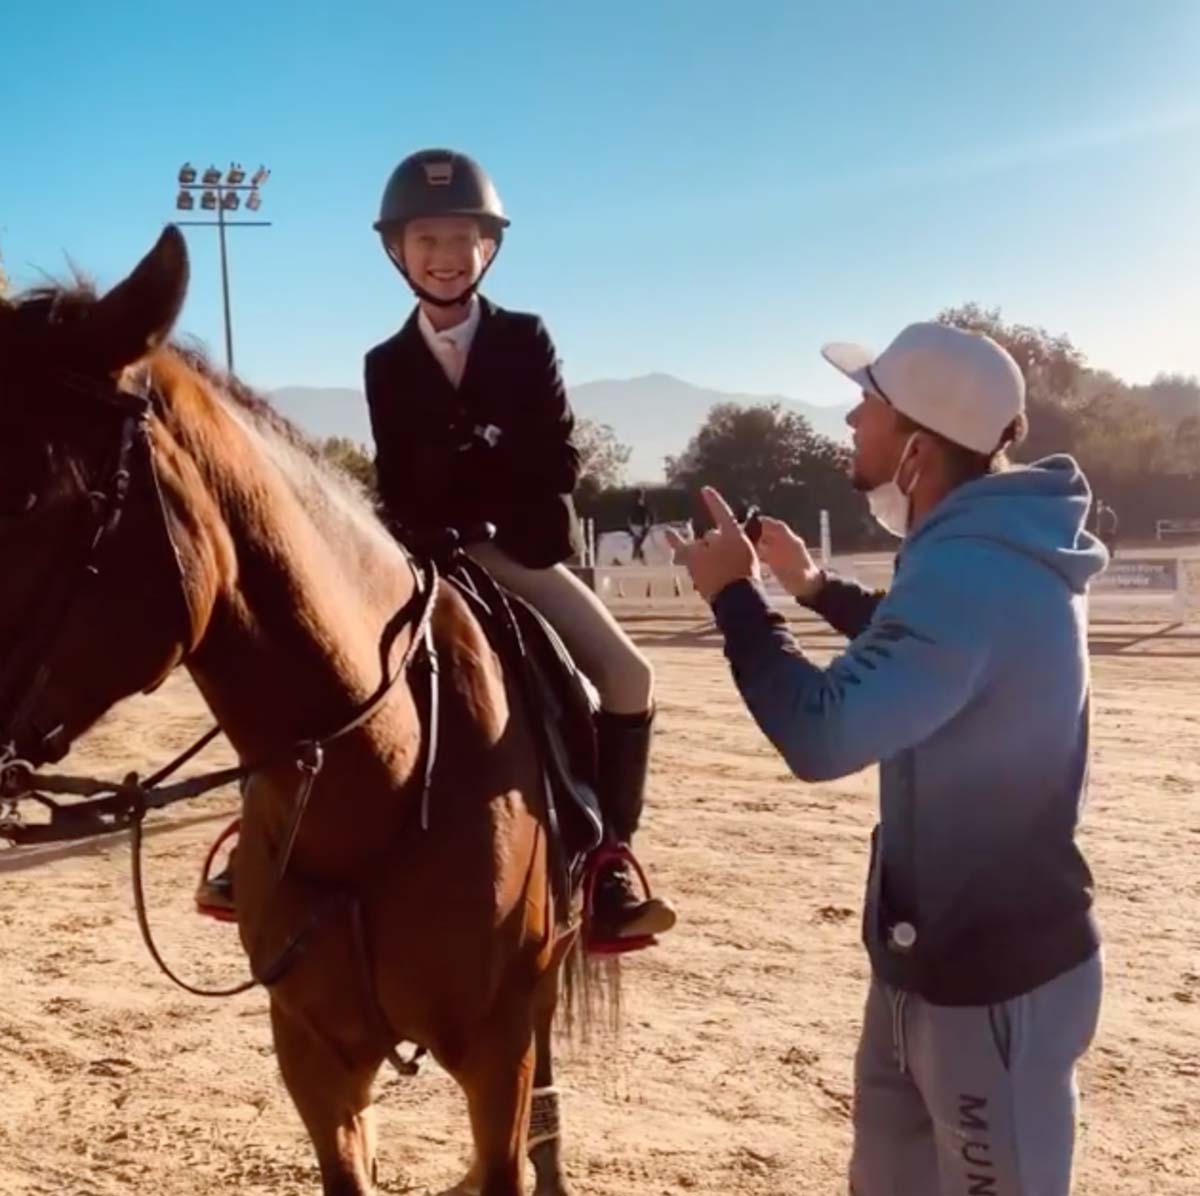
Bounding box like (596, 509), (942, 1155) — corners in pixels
(374, 148), (510, 307)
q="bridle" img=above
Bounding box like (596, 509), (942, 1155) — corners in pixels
(0, 370), (166, 771)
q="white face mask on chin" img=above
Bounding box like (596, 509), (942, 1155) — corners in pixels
(867, 433), (921, 538)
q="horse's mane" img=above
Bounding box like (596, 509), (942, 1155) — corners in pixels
(161, 347), (389, 547)
(169, 344), (328, 465)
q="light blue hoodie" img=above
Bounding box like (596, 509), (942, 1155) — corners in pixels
(712, 456), (1107, 1004)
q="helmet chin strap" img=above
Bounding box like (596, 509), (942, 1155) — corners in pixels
(384, 242), (500, 308)
(404, 276), (480, 308)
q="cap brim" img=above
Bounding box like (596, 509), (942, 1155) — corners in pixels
(821, 341), (875, 391)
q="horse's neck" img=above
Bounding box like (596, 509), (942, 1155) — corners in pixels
(172, 385), (414, 761)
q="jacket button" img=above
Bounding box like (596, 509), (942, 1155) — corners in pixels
(888, 922), (917, 953)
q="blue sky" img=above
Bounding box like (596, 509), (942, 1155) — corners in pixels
(2, 1), (1197, 404)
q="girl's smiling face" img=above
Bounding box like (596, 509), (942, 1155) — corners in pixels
(394, 216), (496, 303)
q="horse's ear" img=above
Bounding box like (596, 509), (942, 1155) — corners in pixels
(78, 225), (189, 373)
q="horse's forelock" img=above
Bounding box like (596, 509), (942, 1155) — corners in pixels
(0, 283), (99, 370)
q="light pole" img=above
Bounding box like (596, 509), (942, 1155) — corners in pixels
(174, 162), (271, 373)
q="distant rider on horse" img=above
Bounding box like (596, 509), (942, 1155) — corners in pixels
(628, 489), (654, 563)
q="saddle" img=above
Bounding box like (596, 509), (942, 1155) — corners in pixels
(441, 548), (605, 873)
(442, 545), (663, 949)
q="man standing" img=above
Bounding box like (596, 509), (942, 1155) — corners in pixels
(669, 322), (1106, 1195)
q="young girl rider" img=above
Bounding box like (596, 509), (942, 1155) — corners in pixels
(365, 147), (674, 944)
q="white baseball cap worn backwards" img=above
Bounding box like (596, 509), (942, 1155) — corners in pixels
(822, 321), (1026, 456)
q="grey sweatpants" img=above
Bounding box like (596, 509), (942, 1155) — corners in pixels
(850, 952), (1103, 1196)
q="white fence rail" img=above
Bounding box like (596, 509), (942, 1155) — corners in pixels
(1155, 518), (1200, 542)
(573, 553), (1192, 616)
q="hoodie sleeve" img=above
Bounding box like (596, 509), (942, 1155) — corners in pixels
(805, 573), (886, 638)
(711, 549), (990, 781)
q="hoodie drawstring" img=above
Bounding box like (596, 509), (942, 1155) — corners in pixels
(890, 988), (909, 1075)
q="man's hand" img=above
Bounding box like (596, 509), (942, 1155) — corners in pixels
(665, 487), (759, 601)
(757, 516), (825, 602)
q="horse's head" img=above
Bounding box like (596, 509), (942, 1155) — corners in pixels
(0, 226), (199, 767)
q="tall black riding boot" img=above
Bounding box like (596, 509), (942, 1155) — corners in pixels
(590, 709), (677, 940)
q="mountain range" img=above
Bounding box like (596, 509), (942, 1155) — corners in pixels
(268, 372), (852, 484)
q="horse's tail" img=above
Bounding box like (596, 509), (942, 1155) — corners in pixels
(558, 932), (623, 1043)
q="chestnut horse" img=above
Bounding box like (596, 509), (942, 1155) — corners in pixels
(0, 226), (594, 1195)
